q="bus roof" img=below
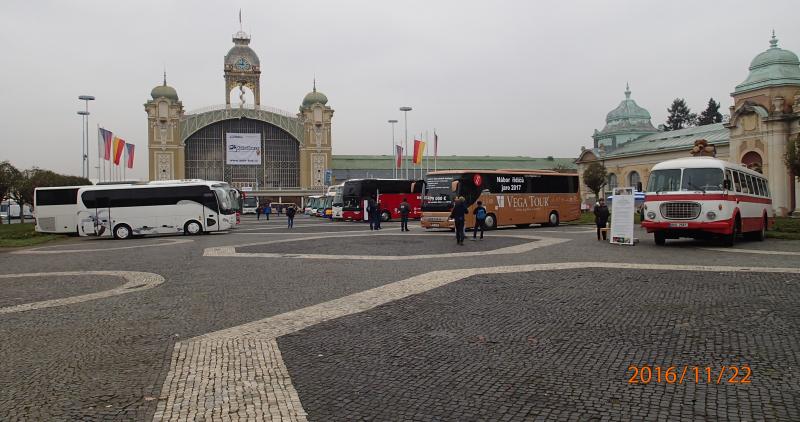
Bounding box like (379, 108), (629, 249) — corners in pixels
(425, 169), (577, 177)
(77, 181), (220, 192)
(34, 185), (87, 191)
(651, 157), (763, 177)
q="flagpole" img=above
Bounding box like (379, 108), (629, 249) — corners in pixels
(434, 128), (437, 171)
(425, 130), (429, 178)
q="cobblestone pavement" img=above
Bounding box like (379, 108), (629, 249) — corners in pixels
(0, 214), (799, 421)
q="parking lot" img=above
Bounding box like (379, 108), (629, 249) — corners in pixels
(1, 214), (799, 421)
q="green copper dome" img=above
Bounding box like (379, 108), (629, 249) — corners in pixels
(598, 85), (657, 136)
(151, 85), (178, 101)
(302, 83), (328, 107)
(151, 74), (178, 101)
(734, 32), (800, 94)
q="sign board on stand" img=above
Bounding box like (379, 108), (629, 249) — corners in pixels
(610, 187), (635, 245)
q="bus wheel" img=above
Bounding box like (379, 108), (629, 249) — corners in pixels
(113, 224), (132, 240)
(381, 211), (391, 222)
(654, 232), (666, 245)
(746, 215), (767, 241)
(184, 220), (202, 235)
(547, 211), (560, 227)
(723, 216), (740, 247)
(485, 214), (497, 230)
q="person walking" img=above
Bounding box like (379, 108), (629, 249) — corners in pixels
(256, 205), (262, 220)
(594, 198), (610, 241)
(264, 203), (272, 221)
(373, 200), (382, 230)
(471, 200), (487, 241)
(449, 197), (468, 245)
(286, 204), (296, 228)
(399, 197), (411, 232)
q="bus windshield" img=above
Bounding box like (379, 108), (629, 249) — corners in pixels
(214, 187), (236, 214)
(423, 174), (458, 211)
(243, 197), (258, 208)
(647, 168), (724, 192)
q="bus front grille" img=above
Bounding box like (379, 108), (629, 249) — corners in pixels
(660, 202), (700, 220)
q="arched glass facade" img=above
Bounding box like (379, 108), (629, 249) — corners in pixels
(628, 171), (640, 189)
(184, 118), (299, 189)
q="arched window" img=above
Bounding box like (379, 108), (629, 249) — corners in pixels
(741, 151), (763, 174)
(607, 173), (617, 192)
(628, 171), (640, 190)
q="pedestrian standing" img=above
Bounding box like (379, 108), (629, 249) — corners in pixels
(286, 204), (296, 228)
(399, 197), (411, 232)
(264, 204), (272, 221)
(594, 198), (610, 241)
(256, 205), (262, 220)
(471, 200), (487, 241)
(374, 200), (382, 230)
(367, 196), (378, 231)
(449, 197), (468, 245)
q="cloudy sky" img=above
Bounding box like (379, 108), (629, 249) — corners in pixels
(2, 0), (798, 180)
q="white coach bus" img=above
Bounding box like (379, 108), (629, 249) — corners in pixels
(641, 157), (772, 246)
(76, 181), (238, 239)
(34, 186), (84, 234)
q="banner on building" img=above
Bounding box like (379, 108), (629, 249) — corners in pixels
(226, 133), (262, 165)
(610, 187), (635, 245)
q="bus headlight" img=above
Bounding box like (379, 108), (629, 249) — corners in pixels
(706, 211), (716, 220)
(646, 211), (656, 220)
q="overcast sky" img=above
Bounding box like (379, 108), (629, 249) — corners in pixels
(2, 0), (799, 180)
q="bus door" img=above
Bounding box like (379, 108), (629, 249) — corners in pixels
(80, 195), (111, 236)
(203, 191), (220, 232)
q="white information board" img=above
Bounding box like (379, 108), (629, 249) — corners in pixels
(226, 133), (262, 165)
(610, 187), (635, 245)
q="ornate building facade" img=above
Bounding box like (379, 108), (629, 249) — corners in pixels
(577, 33), (800, 216)
(145, 27), (333, 203)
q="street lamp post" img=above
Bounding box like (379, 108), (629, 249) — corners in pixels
(399, 107), (412, 179)
(77, 110), (90, 178)
(388, 119), (398, 178)
(79, 95), (95, 179)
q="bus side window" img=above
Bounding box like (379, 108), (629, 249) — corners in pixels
(731, 171), (741, 192)
(743, 174), (754, 195)
(752, 177), (762, 196)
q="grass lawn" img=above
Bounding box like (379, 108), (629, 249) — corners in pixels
(768, 217), (800, 240)
(0, 223), (65, 248)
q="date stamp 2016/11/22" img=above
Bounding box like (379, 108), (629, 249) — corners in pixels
(627, 366), (752, 385)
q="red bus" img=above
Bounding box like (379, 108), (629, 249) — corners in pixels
(333, 179), (423, 221)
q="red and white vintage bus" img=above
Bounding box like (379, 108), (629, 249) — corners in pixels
(333, 179), (423, 221)
(641, 157), (773, 246)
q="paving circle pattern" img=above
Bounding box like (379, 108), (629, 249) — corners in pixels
(0, 271), (165, 314)
(12, 238), (193, 254)
(205, 233), (568, 260)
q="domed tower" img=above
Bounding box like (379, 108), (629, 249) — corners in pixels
(145, 73), (185, 180)
(224, 29), (261, 106)
(729, 31), (800, 216)
(592, 84), (658, 150)
(298, 80), (334, 189)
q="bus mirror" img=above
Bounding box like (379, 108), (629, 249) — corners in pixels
(451, 180), (460, 192)
(723, 179), (731, 190)
(411, 181), (417, 193)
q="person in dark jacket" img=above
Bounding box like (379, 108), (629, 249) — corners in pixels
(449, 197), (468, 245)
(471, 200), (487, 240)
(594, 198), (610, 240)
(286, 205), (296, 228)
(367, 197), (379, 231)
(256, 205), (262, 220)
(399, 198), (411, 232)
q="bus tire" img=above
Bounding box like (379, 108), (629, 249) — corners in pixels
(184, 220), (203, 235)
(113, 224), (132, 240)
(381, 211), (391, 222)
(654, 231), (666, 245)
(723, 215), (740, 247)
(547, 211), (560, 227)
(746, 215), (767, 241)
(485, 214), (497, 230)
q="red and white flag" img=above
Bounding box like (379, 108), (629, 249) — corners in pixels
(395, 145), (403, 168)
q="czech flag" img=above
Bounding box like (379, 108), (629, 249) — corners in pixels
(395, 145), (403, 168)
(412, 139), (425, 165)
(124, 143), (135, 169)
(98, 128), (113, 160)
(113, 137), (126, 165)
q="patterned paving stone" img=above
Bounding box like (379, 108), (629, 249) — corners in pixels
(278, 269), (800, 421)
